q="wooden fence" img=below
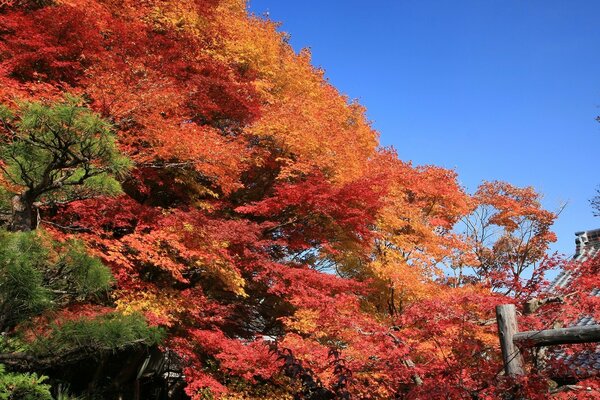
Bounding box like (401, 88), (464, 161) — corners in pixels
(495, 304), (600, 376)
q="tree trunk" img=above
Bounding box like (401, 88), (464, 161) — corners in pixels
(10, 193), (36, 232)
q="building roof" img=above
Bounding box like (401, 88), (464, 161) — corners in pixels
(548, 228), (600, 292)
(548, 229), (600, 378)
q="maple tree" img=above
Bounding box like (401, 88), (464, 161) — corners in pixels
(0, 0), (591, 399)
(452, 181), (558, 296)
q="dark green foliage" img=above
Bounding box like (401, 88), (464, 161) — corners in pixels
(0, 231), (52, 330)
(0, 230), (112, 331)
(52, 240), (113, 300)
(32, 313), (164, 356)
(0, 95), (131, 231)
(1, 0), (55, 11)
(0, 95), (130, 199)
(0, 230), (161, 397)
(0, 364), (52, 400)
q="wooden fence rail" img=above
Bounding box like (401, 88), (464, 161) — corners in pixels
(514, 325), (600, 347)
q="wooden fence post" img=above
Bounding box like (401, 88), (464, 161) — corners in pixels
(496, 304), (524, 376)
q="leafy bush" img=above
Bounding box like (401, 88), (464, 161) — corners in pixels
(0, 364), (52, 400)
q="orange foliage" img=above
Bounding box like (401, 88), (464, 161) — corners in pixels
(0, 1), (568, 398)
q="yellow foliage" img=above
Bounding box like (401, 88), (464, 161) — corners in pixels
(208, 5), (379, 183)
(115, 289), (185, 326)
(205, 259), (248, 297)
(281, 309), (319, 335)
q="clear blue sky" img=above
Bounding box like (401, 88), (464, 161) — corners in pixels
(248, 0), (600, 257)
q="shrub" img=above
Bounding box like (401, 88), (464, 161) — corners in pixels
(0, 364), (52, 400)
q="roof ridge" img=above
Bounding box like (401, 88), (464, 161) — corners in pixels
(548, 229), (600, 291)
(574, 228), (600, 258)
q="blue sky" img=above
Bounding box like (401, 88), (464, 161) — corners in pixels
(248, 0), (600, 257)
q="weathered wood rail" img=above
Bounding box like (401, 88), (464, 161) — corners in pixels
(514, 325), (600, 347)
(495, 304), (600, 376)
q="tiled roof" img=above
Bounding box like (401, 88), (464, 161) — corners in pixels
(548, 229), (600, 378)
(554, 349), (600, 376)
(548, 228), (600, 292)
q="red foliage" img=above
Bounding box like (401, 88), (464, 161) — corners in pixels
(0, 1), (587, 398)
(236, 173), (385, 252)
(0, 5), (103, 85)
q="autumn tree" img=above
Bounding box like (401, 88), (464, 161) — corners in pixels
(0, 0), (574, 398)
(0, 96), (130, 231)
(452, 181), (558, 296)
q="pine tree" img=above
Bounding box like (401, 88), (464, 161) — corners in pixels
(0, 96), (130, 231)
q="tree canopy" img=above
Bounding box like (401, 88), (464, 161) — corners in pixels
(0, 96), (130, 231)
(0, 1), (597, 399)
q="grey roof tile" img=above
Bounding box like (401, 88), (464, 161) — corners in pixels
(547, 229), (600, 378)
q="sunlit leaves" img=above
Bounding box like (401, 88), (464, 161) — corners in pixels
(0, 0), (568, 398)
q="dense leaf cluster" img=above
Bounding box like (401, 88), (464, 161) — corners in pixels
(0, 0), (597, 399)
(0, 364), (52, 400)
